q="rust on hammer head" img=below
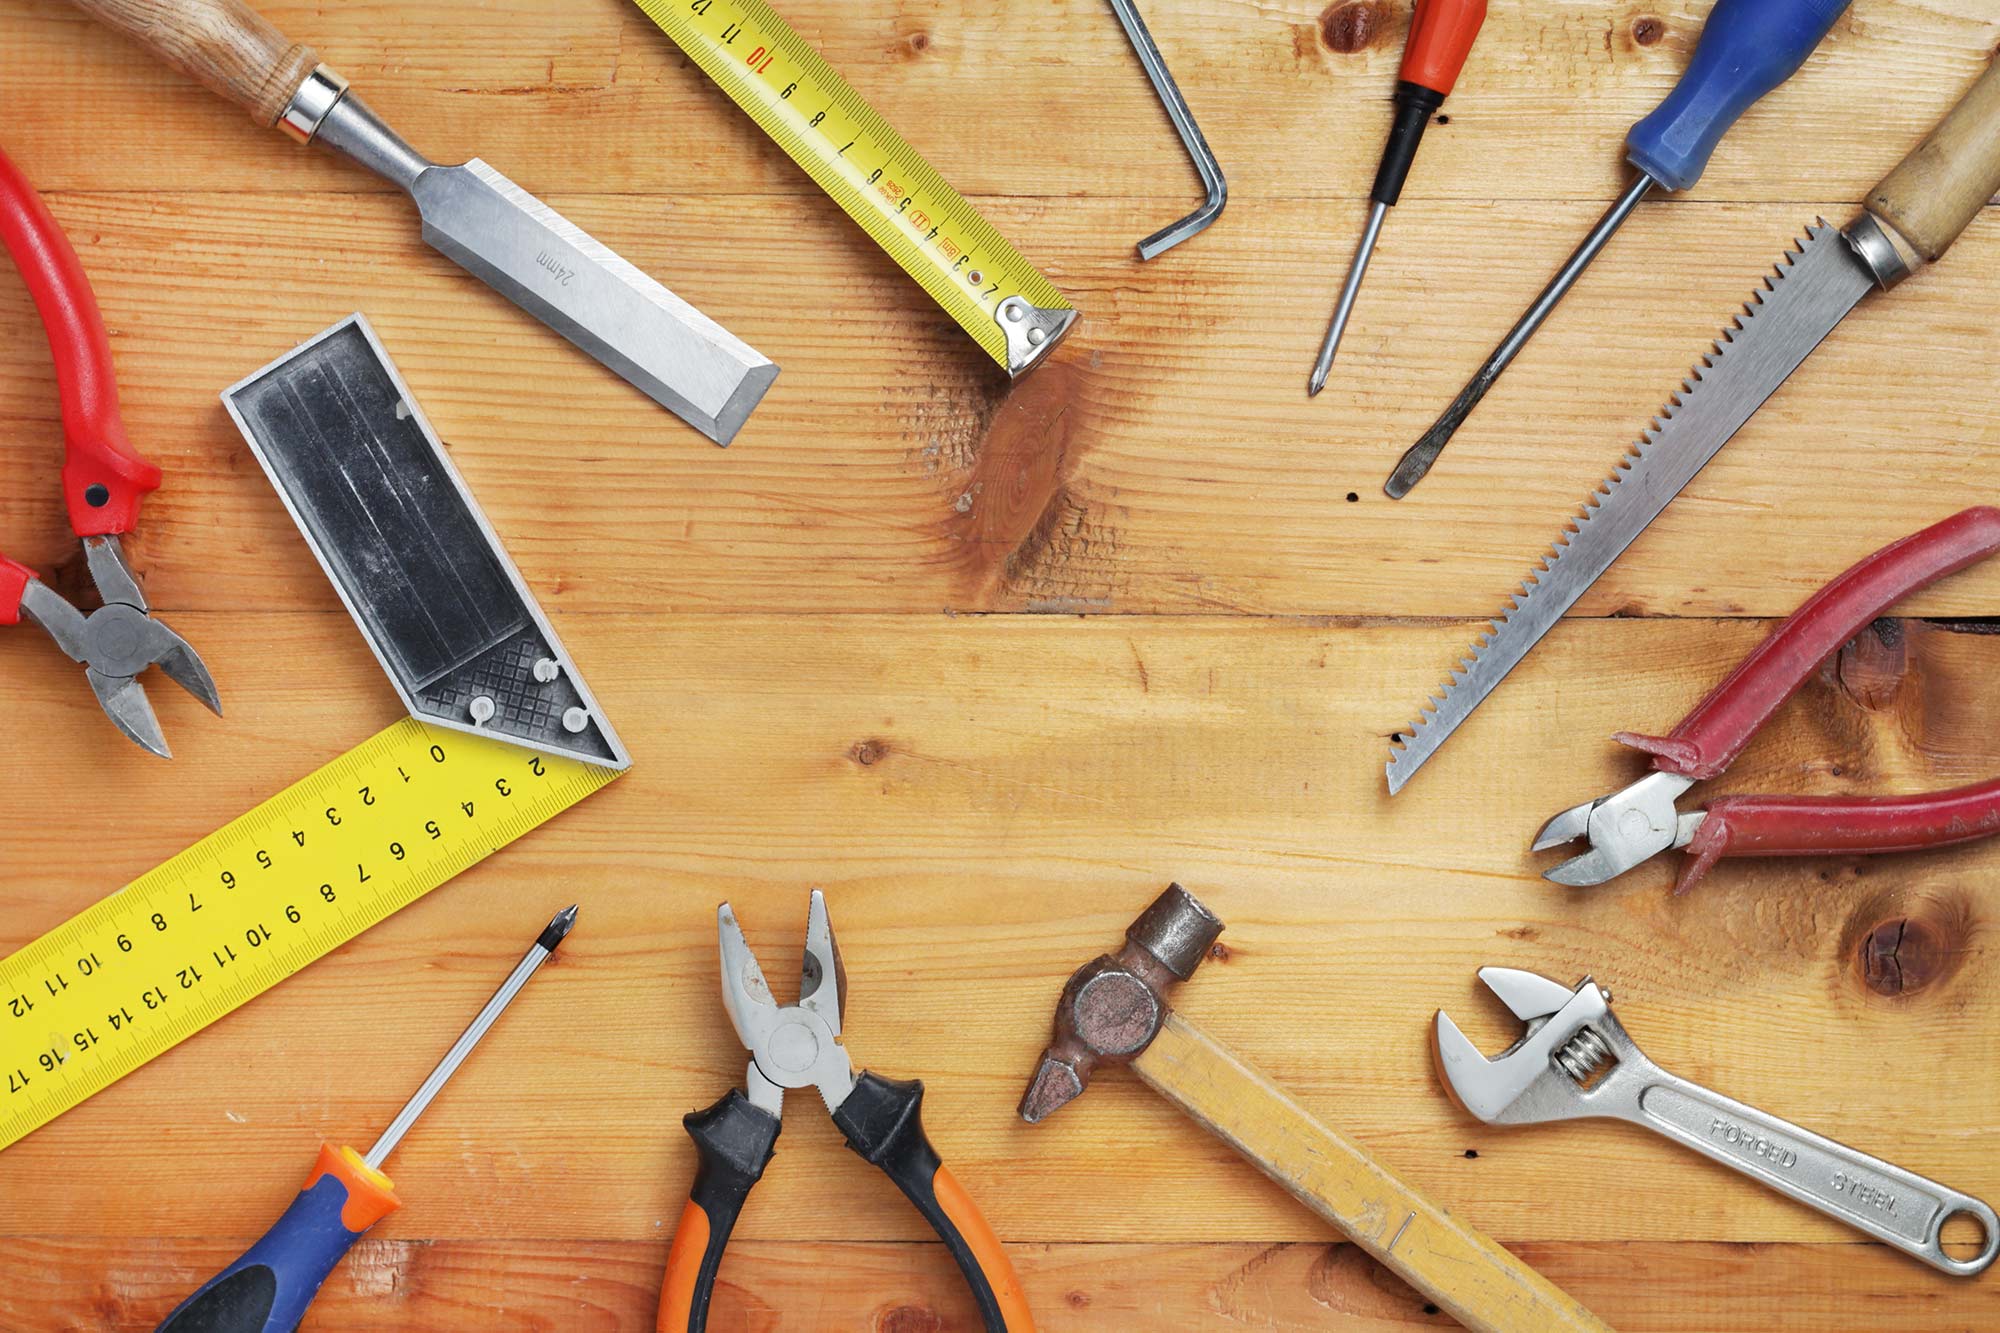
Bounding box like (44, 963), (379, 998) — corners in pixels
(1017, 884), (1224, 1124)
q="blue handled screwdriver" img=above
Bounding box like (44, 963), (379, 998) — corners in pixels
(152, 906), (576, 1333)
(1384, 0), (1851, 498)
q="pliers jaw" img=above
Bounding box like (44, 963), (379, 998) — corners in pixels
(717, 889), (855, 1118)
(1532, 771), (1699, 887)
(12, 535), (222, 758)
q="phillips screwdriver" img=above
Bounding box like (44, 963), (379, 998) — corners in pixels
(1383, 0), (1850, 497)
(1309, 0), (1488, 396)
(153, 905), (578, 1333)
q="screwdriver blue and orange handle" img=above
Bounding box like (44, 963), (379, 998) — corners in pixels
(153, 1144), (400, 1333)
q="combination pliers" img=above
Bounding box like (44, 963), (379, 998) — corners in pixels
(0, 144), (219, 756)
(658, 890), (1034, 1331)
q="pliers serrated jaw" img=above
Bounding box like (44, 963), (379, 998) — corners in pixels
(717, 889), (855, 1117)
(664, 891), (1035, 1332)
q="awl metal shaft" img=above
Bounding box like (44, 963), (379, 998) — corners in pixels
(69, 0), (777, 446)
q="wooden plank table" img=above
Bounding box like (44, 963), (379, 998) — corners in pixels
(3, 1), (1998, 1328)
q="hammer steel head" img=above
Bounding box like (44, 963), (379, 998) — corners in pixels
(1017, 884), (1224, 1124)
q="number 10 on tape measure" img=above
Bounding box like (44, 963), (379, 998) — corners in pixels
(636, 0), (1078, 376)
(0, 719), (619, 1151)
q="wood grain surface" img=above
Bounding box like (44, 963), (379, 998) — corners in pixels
(2, 1), (1998, 1329)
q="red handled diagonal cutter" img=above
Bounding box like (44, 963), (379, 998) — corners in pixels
(1535, 507), (2000, 893)
(659, 890), (1034, 1332)
(0, 145), (218, 757)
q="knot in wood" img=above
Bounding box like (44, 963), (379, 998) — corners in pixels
(1321, 1), (1389, 54)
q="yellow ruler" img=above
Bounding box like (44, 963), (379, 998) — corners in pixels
(0, 718), (620, 1151)
(633, 0), (1077, 376)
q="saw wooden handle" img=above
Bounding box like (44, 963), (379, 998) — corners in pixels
(1868, 53), (2000, 269)
(68, 0), (319, 127)
(1133, 1013), (1609, 1333)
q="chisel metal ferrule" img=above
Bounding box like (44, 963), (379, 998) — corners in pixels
(1845, 212), (1914, 290)
(277, 64), (348, 144)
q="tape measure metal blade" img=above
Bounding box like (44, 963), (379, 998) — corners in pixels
(0, 718), (619, 1152)
(634, 0), (1076, 375)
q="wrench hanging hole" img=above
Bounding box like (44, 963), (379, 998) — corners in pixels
(1552, 1026), (1616, 1087)
(1942, 1209), (1991, 1258)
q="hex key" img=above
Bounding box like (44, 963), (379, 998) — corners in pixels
(1108, 0), (1226, 258)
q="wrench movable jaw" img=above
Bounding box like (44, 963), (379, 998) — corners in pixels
(1433, 972), (1624, 1125)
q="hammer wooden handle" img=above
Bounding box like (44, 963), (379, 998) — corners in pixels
(1134, 1013), (1610, 1333)
(68, 0), (320, 127)
(1868, 54), (2000, 271)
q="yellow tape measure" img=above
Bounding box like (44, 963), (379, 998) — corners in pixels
(633, 0), (1077, 376)
(0, 718), (619, 1151)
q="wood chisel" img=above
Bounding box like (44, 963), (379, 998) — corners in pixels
(152, 907), (576, 1332)
(1309, 0), (1488, 394)
(66, 0), (778, 446)
(1385, 52), (2000, 796)
(1384, 0), (1850, 496)
(222, 315), (630, 771)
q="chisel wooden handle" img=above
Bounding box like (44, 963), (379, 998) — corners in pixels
(1134, 1013), (1609, 1333)
(1867, 54), (2000, 270)
(67, 0), (320, 127)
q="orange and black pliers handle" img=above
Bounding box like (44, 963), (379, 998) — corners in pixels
(658, 1073), (1034, 1331)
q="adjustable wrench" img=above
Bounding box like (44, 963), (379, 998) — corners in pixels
(1434, 967), (1999, 1276)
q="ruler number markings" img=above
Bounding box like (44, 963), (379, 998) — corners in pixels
(662, 0), (1018, 318)
(2, 731), (574, 1124)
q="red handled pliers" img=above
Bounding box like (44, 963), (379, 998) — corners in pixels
(1534, 507), (2000, 893)
(0, 145), (218, 757)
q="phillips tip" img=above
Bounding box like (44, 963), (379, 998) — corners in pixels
(537, 905), (579, 953)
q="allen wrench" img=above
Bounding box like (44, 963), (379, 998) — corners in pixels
(1109, 0), (1226, 259)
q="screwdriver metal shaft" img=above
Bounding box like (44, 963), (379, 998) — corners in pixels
(1309, 200), (1389, 395)
(1382, 0), (1851, 496)
(155, 905), (580, 1333)
(366, 904), (577, 1168)
(1384, 173), (1653, 495)
(1308, 0), (1487, 397)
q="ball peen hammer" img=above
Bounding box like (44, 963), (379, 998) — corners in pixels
(1019, 886), (1610, 1333)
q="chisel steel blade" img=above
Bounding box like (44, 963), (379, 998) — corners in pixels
(1385, 222), (1877, 794)
(417, 162), (778, 446)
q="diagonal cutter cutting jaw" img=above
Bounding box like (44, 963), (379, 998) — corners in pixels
(1532, 771), (1702, 887)
(718, 888), (855, 1119)
(9, 535), (222, 759)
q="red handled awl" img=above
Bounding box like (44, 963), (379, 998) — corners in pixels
(1534, 509), (2000, 893)
(1309, 0), (1488, 395)
(0, 143), (220, 757)
(153, 906), (576, 1333)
